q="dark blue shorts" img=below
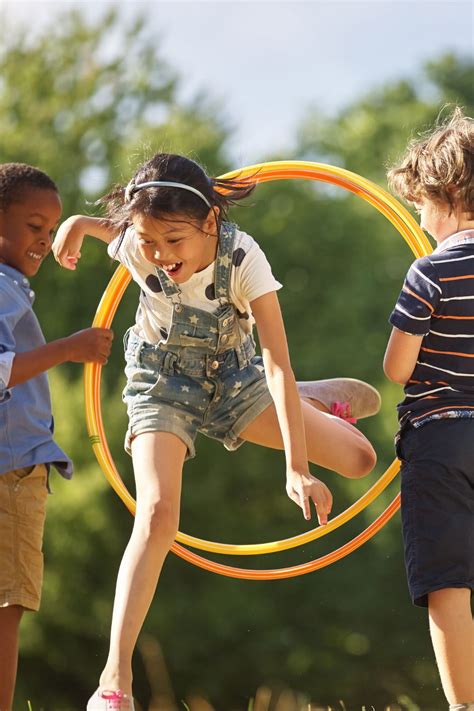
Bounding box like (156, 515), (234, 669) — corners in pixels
(397, 419), (474, 607)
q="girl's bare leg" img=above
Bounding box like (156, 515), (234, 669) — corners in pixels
(240, 398), (376, 478)
(99, 431), (187, 695)
(428, 588), (474, 704)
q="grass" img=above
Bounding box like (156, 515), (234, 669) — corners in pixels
(23, 635), (423, 710)
(25, 689), (422, 711)
(25, 700), (421, 711)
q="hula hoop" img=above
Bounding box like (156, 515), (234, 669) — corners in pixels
(84, 160), (431, 579)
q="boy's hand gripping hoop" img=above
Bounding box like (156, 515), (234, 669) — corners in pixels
(84, 160), (431, 580)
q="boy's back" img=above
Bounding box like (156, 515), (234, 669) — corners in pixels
(384, 108), (474, 710)
(390, 230), (474, 426)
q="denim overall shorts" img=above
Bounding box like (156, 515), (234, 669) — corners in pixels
(122, 223), (273, 458)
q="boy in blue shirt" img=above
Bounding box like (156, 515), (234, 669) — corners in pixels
(384, 109), (474, 710)
(0, 163), (113, 710)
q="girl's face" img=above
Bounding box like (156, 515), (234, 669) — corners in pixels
(415, 198), (459, 244)
(132, 210), (218, 283)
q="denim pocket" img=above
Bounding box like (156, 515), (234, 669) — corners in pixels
(396, 424), (417, 463)
(124, 332), (142, 368)
(143, 374), (167, 397)
(395, 434), (404, 461)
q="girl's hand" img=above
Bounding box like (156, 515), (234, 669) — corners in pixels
(286, 469), (333, 525)
(52, 215), (88, 270)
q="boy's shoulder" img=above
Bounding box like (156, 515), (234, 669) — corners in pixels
(407, 253), (440, 280)
(0, 265), (34, 314)
(426, 231), (474, 268)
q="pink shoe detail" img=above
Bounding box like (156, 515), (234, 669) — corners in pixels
(101, 691), (125, 709)
(331, 400), (357, 424)
(102, 691), (124, 698)
(87, 688), (134, 711)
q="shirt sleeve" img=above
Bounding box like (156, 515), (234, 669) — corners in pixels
(0, 352), (15, 402)
(107, 226), (135, 268)
(237, 240), (283, 303)
(389, 256), (442, 336)
(0, 283), (27, 403)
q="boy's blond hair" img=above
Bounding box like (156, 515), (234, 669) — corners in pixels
(388, 107), (473, 217)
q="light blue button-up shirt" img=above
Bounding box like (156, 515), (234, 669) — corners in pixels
(0, 263), (72, 478)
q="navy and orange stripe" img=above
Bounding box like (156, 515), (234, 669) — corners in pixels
(389, 231), (474, 425)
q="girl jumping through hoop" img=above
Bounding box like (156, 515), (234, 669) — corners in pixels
(53, 153), (380, 709)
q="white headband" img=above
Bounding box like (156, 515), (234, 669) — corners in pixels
(124, 180), (211, 208)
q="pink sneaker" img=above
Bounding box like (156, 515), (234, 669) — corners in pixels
(297, 377), (381, 421)
(86, 689), (135, 711)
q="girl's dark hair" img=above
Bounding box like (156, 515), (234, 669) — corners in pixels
(100, 153), (256, 239)
(0, 163), (58, 209)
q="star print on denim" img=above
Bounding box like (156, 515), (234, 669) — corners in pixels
(218, 254), (231, 268)
(120, 223), (274, 460)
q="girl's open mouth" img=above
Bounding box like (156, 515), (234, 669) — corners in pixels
(162, 262), (183, 276)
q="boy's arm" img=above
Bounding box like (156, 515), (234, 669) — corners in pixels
(53, 215), (117, 270)
(383, 328), (424, 384)
(8, 328), (113, 388)
(0, 281), (113, 398)
(384, 256), (441, 385)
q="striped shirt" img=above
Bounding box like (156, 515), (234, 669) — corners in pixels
(390, 230), (474, 427)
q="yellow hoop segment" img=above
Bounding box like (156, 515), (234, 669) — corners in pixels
(84, 161), (431, 578)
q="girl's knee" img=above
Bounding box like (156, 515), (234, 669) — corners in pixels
(345, 440), (377, 479)
(135, 498), (179, 545)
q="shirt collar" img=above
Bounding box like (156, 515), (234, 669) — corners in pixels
(433, 229), (474, 254)
(0, 263), (35, 300)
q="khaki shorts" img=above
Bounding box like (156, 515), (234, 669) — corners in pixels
(0, 464), (48, 611)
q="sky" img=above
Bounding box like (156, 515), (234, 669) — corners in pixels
(2, 0), (473, 163)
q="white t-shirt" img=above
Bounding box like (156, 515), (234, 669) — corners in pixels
(108, 225), (282, 344)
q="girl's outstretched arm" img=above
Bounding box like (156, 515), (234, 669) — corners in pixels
(52, 215), (117, 270)
(251, 290), (333, 523)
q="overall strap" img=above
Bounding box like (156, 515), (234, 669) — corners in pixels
(154, 266), (180, 301)
(153, 221), (237, 303)
(214, 222), (237, 304)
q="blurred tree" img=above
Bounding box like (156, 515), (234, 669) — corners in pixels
(0, 9), (230, 354)
(2, 7), (472, 708)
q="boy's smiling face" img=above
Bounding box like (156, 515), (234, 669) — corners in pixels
(0, 188), (62, 277)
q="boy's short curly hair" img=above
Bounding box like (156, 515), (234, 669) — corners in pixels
(388, 107), (474, 217)
(0, 163), (58, 209)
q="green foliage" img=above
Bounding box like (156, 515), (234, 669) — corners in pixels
(3, 7), (472, 710)
(0, 9), (230, 348)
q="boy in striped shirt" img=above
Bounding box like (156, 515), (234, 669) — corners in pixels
(384, 108), (474, 711)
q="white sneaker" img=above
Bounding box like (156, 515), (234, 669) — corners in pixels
(86, 688), (135, 711)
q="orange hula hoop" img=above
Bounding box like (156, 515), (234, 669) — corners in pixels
(84, 160), (431, 580)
